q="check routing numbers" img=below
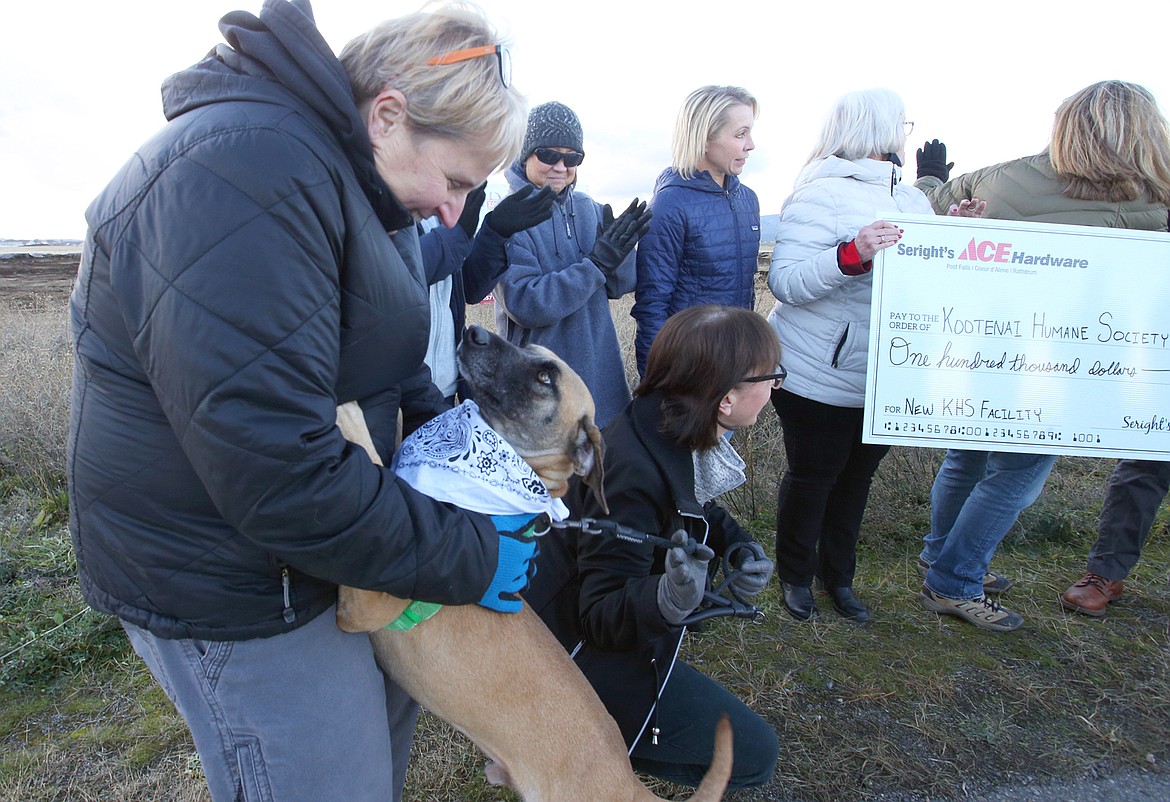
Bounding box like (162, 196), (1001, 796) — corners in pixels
(864, 215), (1170, 458)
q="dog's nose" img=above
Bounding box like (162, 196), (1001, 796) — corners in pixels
(465, 325), (492, 347)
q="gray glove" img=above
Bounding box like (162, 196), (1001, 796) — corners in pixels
(727, 542), (773, 597)
(656, 530), (715, 625)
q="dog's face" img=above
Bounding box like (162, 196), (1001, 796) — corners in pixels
(458, 325), (606, 513)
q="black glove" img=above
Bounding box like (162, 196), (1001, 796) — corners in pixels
(483, 184), (556, 237)
(916, 139), (955, 183)
(590, 198), (652, 276)
(456, 182), (488, 239)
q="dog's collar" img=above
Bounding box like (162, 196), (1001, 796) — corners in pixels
(383, 600), (443, 631)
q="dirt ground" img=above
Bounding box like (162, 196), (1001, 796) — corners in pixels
(0, 252), (80, 305)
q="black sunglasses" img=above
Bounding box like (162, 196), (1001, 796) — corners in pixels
(533, 147), (585, 168)
(741, 364), (787, 389)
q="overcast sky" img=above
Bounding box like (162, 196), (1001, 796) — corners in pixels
(2, 0), (1167, 240)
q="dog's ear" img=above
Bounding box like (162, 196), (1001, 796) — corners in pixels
(574, 415), (608, 515)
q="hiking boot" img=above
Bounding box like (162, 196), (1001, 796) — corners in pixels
(919, 585), (1024, 632)
(916, 556), (1013, 595)
(1060, 572), (1124, 617)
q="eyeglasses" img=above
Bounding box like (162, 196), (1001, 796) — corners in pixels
(740, 364), (787, 389)
(427, 44), (512, 88)
(903, 120), (915, 136)
(532, 147), (585, 168)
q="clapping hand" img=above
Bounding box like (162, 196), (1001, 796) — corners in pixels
(484, 185), (556, 237)
(590, 198), (653, 276)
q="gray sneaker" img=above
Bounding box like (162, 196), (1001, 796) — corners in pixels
(917, 556), (1013, 595)
(919, 585), (1024, 632)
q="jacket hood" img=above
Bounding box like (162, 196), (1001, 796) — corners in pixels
(653, 167), (740, 196)
(796, 155), (901, 189)
(161, 0), (410, 231)
(506, 157), (577, 198)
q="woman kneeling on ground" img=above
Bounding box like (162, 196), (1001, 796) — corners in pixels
(525, 304), (781, 790)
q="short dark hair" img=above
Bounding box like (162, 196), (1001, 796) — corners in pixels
(636, 305), (780, 451)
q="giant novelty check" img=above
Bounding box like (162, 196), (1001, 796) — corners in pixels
(862, 213), (1170, 459)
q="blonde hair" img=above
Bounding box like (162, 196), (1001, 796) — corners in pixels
(339, 3), (525, 171)
(806, 88), (906, 166)
(672, 86), (758, 179)
(1049, 80), (1170, 205)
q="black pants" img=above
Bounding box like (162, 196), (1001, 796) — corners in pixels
(772, 388), (889, 588)
(629, 662), (778, 789)
(1088, 458), (1170, 580)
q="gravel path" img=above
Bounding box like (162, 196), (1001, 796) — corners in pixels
(866, 768), (1170, 802)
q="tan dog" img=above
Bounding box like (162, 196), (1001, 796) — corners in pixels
(336, 326), (731, 802)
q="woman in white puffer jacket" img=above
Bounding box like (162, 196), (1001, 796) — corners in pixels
(766, 88), (934, 623)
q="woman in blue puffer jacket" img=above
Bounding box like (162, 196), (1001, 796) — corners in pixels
(632, 85), (761, 376)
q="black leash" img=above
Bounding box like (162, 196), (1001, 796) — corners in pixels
(547, 517), (765, 626)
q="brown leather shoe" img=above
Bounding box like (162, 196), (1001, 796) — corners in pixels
(1060, 572), (1124, 617)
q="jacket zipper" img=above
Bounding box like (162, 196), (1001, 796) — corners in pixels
(725, 185), (749, 306)
(280, 566), (296, 623)
(832, 325), (849, 368)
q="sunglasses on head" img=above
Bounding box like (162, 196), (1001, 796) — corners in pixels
(427, 44), (511, 88)
(533, 147), (585, 168)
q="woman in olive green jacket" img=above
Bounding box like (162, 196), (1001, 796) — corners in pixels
(911, 80), (1170, 632)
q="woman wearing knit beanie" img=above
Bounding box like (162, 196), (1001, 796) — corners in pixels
(491, 100), (652, 427)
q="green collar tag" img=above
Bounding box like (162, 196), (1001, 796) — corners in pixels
(384, 600), (443, 631)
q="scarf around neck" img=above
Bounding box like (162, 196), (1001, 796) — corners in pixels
(392, 400), (570, 520)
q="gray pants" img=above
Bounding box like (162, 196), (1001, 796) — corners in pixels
(123, 605), (418, 802)
(1087, 459), (1170, 581)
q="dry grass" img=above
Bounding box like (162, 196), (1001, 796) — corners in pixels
(0, 302), (71, 492)
(2, 285), (1169, 802)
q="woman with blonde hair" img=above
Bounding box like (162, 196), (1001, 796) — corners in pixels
(914, 80), (1170, 632)
(68, 2), (529, 800)
(766, 88), (933, 623)
(632, 85), (761, 376)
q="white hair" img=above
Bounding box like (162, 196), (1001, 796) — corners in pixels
(805, 88), (906, 167)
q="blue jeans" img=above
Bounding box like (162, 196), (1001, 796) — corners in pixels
(123, 605), (418, 802)
(921, 449), (1057, 600)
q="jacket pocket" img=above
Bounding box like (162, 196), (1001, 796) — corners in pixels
(831, 324), (850, 368)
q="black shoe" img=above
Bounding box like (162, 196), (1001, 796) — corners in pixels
(828, 586), (871, 623)
(782, 582), (818, 620)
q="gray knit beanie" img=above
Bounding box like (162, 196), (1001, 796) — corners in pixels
(521, 101), (584, 162)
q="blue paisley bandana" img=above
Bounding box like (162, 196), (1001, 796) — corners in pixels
(392, 400), (570, 520)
